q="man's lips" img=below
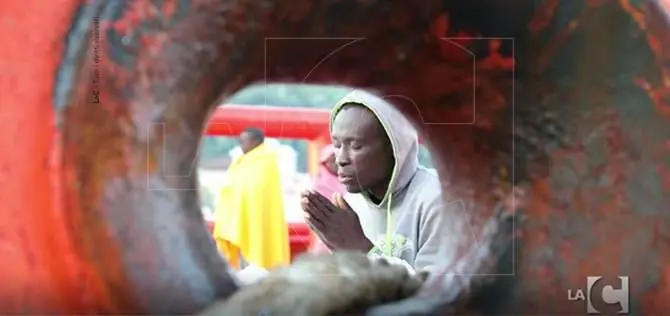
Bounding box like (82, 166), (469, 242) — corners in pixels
(337, 174), (355, 183)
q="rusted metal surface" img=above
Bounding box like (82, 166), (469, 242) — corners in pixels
(1, 0), (669, 314)
(0, 0), (94, 313)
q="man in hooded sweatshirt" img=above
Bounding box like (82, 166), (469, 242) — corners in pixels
(301, 90), (457, 273)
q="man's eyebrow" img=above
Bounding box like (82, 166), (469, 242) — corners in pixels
(332, 135), (362, 141)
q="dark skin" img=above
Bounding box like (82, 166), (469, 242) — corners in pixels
(301, 190), (373, 252)
(301, 103), (395, 252)
(239, 131), (261, 154)
(331, 104), (395, 200)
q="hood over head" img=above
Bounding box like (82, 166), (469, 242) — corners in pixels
(329, 90), (420, 206)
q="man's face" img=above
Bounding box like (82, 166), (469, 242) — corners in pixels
(239, 132), (257, 154)
(330, 105), (394, 196)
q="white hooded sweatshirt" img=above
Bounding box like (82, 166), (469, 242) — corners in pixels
(330, 90), (460, 272)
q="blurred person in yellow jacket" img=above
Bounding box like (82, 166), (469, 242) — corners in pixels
(213, 127), (290, 270)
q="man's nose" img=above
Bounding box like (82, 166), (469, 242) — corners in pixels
(335, 151), (351, 166)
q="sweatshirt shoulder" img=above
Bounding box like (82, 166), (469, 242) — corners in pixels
(408, 167), (444, 206)
(408, 168), (461, 225)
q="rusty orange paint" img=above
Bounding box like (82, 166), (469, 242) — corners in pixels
(528, 0), (560, 32)
(0, 0), (150, 313)
(2, 0), (670, 314)
(0, 0), (107, 313)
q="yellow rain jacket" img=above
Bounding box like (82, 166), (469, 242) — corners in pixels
(213, 143), (290, 270)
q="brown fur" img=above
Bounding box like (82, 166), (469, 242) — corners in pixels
(199, 251), (429, 316)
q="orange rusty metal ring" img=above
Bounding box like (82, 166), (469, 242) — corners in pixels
(1, 0), (670, 314)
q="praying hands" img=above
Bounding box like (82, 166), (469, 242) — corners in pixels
(300, 190), (374, 253)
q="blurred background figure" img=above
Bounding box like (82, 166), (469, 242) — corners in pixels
(212, 127), (290, 270)
(229, 138), (297, 187)
(309, 144), (346, 254)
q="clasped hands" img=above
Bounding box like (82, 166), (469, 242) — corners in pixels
(301, 190), (373, 253)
